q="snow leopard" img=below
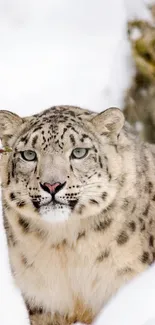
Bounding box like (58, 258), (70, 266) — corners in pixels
(0, 105), (155, 325)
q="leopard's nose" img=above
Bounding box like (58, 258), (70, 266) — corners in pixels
(40, 182), (66, 195)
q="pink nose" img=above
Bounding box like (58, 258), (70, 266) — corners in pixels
(43, 182), (61, 194)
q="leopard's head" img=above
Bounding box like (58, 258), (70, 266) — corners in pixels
(0, 106), (125, 224)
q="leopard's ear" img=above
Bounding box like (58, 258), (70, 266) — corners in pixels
(0, 110), (23, 147)
(91, 107), (125, 137)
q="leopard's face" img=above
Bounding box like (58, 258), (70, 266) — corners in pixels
(1, 106), (124, 223)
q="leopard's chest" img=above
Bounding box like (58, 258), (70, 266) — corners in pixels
(9, 229), (143, 318)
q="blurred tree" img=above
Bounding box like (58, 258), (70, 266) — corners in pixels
(124, 5), (155, 143)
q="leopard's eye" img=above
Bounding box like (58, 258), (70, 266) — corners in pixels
(71, 148), (89, 159)
(21, 150), (37, 161)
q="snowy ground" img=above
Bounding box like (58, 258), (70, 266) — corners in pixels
(94, 262), (155, 325)
(0, 0), (155, 324)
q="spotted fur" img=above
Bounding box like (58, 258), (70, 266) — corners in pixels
(1, 105), (155, 324)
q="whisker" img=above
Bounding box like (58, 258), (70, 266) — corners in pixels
(66, 182), (103, 189)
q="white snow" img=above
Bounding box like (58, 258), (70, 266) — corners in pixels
(94, 262), (155, 325)
(0, 0), (155, 324)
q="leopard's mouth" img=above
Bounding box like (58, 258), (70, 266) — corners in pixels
(32, 198), (78, 210)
